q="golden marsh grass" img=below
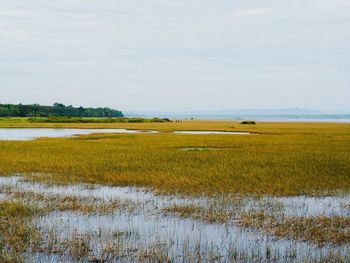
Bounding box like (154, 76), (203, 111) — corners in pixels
(239, 212), (350, 245)
(0, 120), (349, 196)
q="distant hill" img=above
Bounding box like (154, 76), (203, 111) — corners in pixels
(0, 103), (123, 118)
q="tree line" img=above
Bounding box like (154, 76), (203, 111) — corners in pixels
(0, 103), (123, 118)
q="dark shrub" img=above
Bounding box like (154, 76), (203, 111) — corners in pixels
(241, 120), (256, 125)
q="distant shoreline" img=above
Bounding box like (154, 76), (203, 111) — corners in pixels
(126, 114), (350, 123)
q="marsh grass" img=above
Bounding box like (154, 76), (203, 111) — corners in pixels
(0, 119), (349, 261)
(239, 212), (350, 246)
(0, 121), (349, 196)
(0, 201), (40, 261)
(1, 187), (126, 214)
(64, 234), (91, 261)
(162, 205), (232, 224)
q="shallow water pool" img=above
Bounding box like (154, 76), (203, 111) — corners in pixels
(0, 128), (157, 141)
(0, 176), (348, 262)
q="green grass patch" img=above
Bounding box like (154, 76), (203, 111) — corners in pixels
(27, 117), (171, 123)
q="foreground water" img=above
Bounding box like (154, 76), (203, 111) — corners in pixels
(0, 176), (348, 262)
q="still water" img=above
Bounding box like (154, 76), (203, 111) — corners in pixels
(0, 128), (157, 140)
(0, 176), (348, 262)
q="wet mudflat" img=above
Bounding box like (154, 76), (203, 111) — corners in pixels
(0, 176), (349, 262)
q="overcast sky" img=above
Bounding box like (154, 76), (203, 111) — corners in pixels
(0, 0), (349, 112)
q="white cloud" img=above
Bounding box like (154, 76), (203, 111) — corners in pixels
(0, 0), (349, 111)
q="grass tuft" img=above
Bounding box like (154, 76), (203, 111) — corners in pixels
(239, 212), (350, 245)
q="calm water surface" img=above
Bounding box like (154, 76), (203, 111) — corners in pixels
(0, 128), (157, 141)
(0, 128), (252, 140)
(0, 176), (348, 262)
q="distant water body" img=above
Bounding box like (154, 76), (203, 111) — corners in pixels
(188, 117), (350, 123)
(132, 113), (350, 123)
(195, 115), (350, 123)
(253, 118), (350, 123)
